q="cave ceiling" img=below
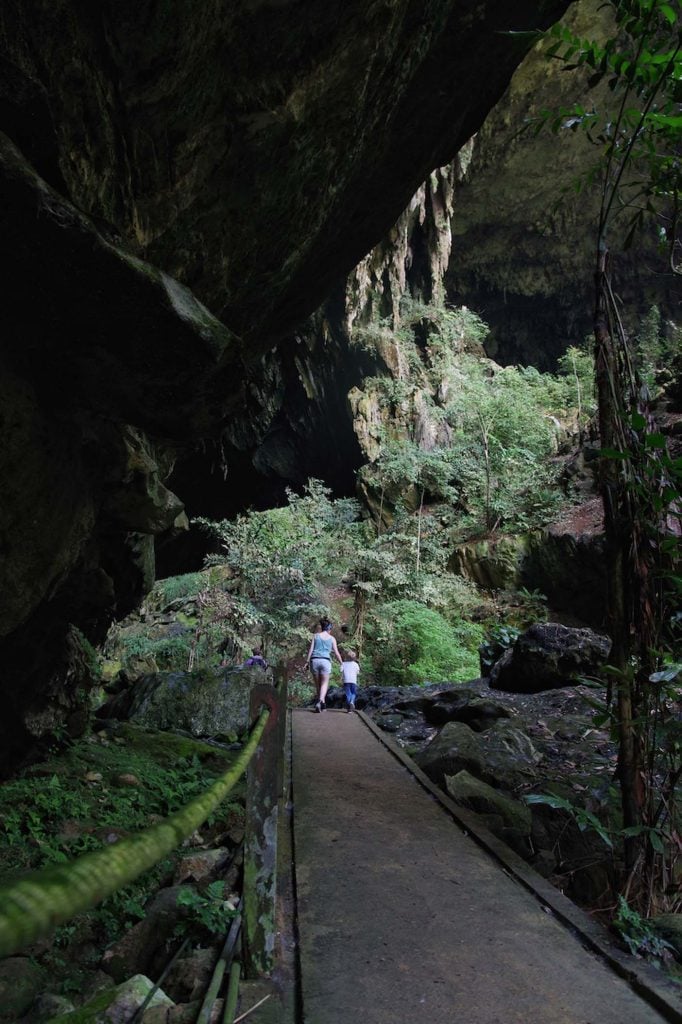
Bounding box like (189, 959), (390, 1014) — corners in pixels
(0, 0), (572, 770)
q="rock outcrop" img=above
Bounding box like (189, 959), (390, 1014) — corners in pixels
(450, 497), (608, 628)
(488, 622), (611, 694)
(0, 1), (571, 771)
(447, 0), (681, 367)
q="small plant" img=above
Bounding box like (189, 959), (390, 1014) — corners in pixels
(524, 792), (613, 849)
(175, 881), (236, 938)
(614, 896), (674, 966)
(479, 624), (521, 676)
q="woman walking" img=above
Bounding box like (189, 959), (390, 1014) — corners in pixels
(304, 618), (343, 712)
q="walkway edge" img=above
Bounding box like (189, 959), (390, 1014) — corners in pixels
(355, 710), (682, 1024)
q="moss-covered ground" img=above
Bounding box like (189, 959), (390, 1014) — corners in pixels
(0, 724), (244, 998)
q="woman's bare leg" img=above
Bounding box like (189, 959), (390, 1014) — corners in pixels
(318, 673), (330, 705)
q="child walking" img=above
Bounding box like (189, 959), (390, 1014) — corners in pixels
(341, 650), (360, 713)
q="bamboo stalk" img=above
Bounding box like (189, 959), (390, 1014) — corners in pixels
(196, 911), (242, 1024)
(221, 960), (241, 1024)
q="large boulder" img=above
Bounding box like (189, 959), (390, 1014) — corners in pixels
(489, 622), (611, 694)
(98, 666), (268, 738)
(414, 719), (540, 792)
(450, 499), (608, 631)
(101, 887), (192, 984)
(50, 975), (173, 1024)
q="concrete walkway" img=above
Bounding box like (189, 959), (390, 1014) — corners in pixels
(291, 708), (675, 1024)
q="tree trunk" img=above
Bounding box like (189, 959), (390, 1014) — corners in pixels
(416, 487), (425, 574)
(594, 252), (644, 873)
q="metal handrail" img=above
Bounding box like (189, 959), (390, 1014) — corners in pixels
(0, 706), (270, 957)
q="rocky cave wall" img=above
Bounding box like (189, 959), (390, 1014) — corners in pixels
(446, 0), (682, 368)
(0, 1), (571, 771)
(158, 160), (464, 572)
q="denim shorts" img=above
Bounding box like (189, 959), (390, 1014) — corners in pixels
(310, 657), (332, 675)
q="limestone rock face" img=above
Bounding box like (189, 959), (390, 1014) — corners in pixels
(0, 2), (571, 770)
(449, 497), (608, 628)
(447, 0), (681, 367)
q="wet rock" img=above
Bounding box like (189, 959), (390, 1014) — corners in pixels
(414, 722), (486, 786)
(422, 689), (479, 726)
(456, 698), (511, 732)
(489, 622), (611, 694)
(0, 957), (45, 1022)
(375, 714), (403, 734)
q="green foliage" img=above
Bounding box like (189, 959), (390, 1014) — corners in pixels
(614, 896), (674, 964)
(634, 304), (682, 391)
(524, 792), (614, 848)
(118, 631), (192, 671)
(196, 480), (364, 663)
(0, 728), (242, 991)
(556, 344), (598, 425)
(155, 572), (206, 606)
(175, 881), (236, 939)
(356, 302), (585, 539)
(72, 627), (103, 683)
(0, 738), (236, 878)
(444, 358), (567, 533)
(366, 600), (483, 685)
(479, 624), (521, 675)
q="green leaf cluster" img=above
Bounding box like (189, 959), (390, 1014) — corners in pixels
(365, 600), (484, 685)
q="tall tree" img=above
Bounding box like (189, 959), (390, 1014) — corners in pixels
(541, 0), (681, 898)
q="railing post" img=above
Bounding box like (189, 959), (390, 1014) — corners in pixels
(243, 674), (287, 977)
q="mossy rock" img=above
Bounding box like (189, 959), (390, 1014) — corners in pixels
(0, 957), (46, 1022)
(48, 974), (172, 1023)
(444, 769), (532, 857)
(118, 723), (231, 766)
(100, 667), (269, 738)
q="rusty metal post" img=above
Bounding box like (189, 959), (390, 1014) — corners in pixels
(243, 676), (287, 977)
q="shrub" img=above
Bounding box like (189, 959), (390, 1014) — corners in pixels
(366, 600), (483, 685)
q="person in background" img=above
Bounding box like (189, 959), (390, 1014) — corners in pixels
(304, 618), (342, 712)
(341, 649), (360, 713)
(243, 647), (268, 669)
